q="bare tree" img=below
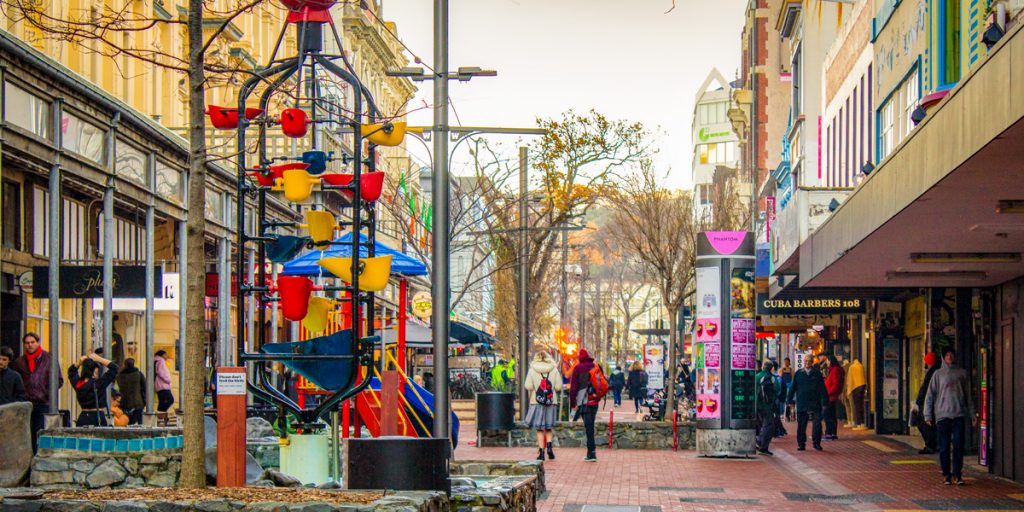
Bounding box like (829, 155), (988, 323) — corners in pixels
(606, 162), (701, 418)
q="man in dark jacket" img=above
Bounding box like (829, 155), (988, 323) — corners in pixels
(115, 358), (146, 425)
(755, 361), (778, 455)
(914, 351), (940, 454)
(626, 362), (647, 413)
(569, 349), (598, 462)
(609, 366), (625, 407)
(13, 333), (63, 451)
(788, 355), (828, 451)
(0, 346), (26, 405)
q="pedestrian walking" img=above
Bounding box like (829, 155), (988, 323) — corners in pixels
(626, 361), (646, 414)
(755, 361), (779, 455)
(924, 347), (976, 486)
(609, 365), (625, 407)
(570, 349), (605, 462)
(154, 350), (174, 422)
(115, 358), (146, 425)
(779, 357), (793, 420)
(68, 352), (118, 427)
(523, 351), (563, 461)
(913, 351), (940, 454)
(0, 346), (26, 405)
(823, 354), (845, 440)
(13, 333), (63, 451)
(490, 359), (511, 392)
(788, 354), (828, 451)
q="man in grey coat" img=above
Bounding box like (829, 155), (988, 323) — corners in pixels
(924, 347), (977, 486)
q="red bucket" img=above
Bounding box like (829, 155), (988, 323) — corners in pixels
(320, 171), (385, 202)
(280, 108), (311, 138)
(207, 105), (264, 130)
(277, 275), (314, 321)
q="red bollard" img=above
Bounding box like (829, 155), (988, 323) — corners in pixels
(608, 411), (614, 449)
(341, 399), (350, 439)
(673, 411), (678, 451)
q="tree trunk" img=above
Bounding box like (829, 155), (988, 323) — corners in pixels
(665, 305), (679, 420)
(180, 0), (208, 488)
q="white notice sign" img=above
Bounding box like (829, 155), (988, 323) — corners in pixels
(217, 372), (247, 395)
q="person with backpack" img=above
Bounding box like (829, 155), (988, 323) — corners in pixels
(755, 361), (779, 455)
(523, 351), (564, 460)
(569, 349), (607, 462)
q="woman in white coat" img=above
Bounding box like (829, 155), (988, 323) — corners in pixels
(523, 351), (563, 460)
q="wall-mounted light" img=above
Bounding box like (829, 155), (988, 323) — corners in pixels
(828, 198), (841, 212)
(861, 161), (875, 176)
(910, 252), (1021, 264)
(885, 270), (987, 280)
(995, 200), (1024, 214)
(983, 23), (1005, 50)
(911, 106), (927, 125)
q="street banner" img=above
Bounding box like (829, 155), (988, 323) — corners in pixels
(644, 343), (665, 390)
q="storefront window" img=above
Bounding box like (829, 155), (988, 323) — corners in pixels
(61, 112), (105, 164)
(2, 180), (21, 250)
(4, 82), (50, 139)
(205, 187), (224, 224)
(116, 140), (149, 187)
(156, 160), (183, 204)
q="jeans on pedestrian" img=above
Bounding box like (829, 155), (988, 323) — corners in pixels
(633, 395), (643, 413)
(796, 409), (823, 448)
(918, 415), (937, 450)
(75, 410), (108, 427)
(824, 400), (838, 437)
(936, 416), (966, 478)
(612, 388), (622, 406)
(581, 404), (598, 456)
(757, 411), (776, 450)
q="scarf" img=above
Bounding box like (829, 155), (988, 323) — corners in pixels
(26, 349), (41, 373)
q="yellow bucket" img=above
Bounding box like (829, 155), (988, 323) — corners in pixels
(360, 122), (408, 147)
(274, 169), (319, 203)
(301, 211), (336, 245)
(317, 255), (393, 292)
(302, 296), (334, 334)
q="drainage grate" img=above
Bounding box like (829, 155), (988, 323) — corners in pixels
(649, 486), (724, 493)
(913, 499), (1024, 510)
(679, 498), (760, 505)
(784, 492), (894, 504)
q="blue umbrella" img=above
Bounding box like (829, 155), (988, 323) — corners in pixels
(281, 232), (428, 277)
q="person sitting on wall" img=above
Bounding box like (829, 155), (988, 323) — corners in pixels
(68, 352), (119, 427)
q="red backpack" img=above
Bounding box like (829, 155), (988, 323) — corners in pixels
(587, 366), (609, 402)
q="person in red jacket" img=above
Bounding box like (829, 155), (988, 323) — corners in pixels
(823, 354), (845, 440)
(569, 349), (598, 462)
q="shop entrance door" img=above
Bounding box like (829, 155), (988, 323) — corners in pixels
(0, 291), (22, 354)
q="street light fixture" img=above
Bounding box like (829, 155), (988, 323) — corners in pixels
(385, 66), (498, 82)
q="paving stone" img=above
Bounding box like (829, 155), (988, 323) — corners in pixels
(912, 498), (1024, 510)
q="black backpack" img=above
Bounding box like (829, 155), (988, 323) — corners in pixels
(535, 372), (554, 405)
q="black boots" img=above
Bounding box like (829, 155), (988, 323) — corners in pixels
(546, 442), (555, 460)
(537, 448), (545, 460)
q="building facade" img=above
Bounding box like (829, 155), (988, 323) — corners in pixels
(691, 68), (741, 223)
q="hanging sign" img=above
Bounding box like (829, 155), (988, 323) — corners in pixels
(411, 291), (432, 320)
(32, 266), (162, 299)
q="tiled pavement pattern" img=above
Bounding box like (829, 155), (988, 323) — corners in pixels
(458, 420), (1024, 511)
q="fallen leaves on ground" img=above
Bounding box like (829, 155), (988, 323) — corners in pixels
(44, 488), (387, 504)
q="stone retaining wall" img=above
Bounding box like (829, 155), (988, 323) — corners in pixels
(31, 428), (184, 489)
(477, 421), (695, 450)
(451, 461), (544, 495)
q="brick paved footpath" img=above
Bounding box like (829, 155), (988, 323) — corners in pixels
(457, 418), (1024, 512)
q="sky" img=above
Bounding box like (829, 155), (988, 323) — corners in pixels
(379, 0), (748, 191)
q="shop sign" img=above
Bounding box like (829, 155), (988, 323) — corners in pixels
(411, 291), (432, 320)
(757, 294), (866, 315)
(32, 266), (162, 299)
(18, 271), (33, 294)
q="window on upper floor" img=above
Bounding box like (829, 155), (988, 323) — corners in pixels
(942, 0), (962, 86)
(4, 82), (50, 140)
(792, 46), (802, 115)
(116, 140), (149, 188)
(62, 112), (105, 164)
(878, 67), (920, 162)
(2, 180), (21, 250)
(698, 142), (736, 165)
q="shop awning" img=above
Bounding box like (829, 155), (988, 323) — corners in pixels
(281, 232), (428, 277)
(798, 23), (1024, 288)
(379, 319), (494, 348)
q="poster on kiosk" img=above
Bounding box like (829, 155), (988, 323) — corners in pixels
(694, 231), (756, 456)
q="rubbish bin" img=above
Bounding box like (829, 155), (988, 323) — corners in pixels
(476, 392), (514, 446)
(347, 437), (450, 492)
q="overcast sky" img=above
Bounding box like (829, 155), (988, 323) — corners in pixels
(380, 0), (747, 191)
